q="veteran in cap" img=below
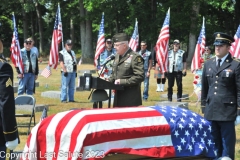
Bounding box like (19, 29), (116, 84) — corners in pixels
(201, 32), (239, 160)
(108, 33), (144, 107)
(0, 39), (19, 157)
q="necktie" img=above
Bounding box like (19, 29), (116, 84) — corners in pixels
(217, 59), (222, 70)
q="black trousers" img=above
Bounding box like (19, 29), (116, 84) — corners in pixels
(167, 71), (183, 99)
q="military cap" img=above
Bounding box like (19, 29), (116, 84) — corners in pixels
(65, 39), (72, 45)
(112, 33), (129, 42)
(213, 32), (234, 46)
(173, 39), (180, 44)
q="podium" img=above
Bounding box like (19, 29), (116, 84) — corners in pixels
(77, 74), (124, 108)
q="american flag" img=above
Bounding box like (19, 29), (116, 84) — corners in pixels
(21, 106), (215, 160)
(155, 8), (170, 73)
(49, 4), (62, 69)
(78, 57), (82, 66)
(41, 65), (51, 78)
(10, 13), (24, 73)
(129, 19), (139, 51)
(230, 24), (240, 58)
(94, 13), (105, 67)
(191, 17), (206, 73)
(40, 107), (48, 122)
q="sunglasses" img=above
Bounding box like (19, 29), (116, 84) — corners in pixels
(26, 42), (32, 45)
(67, 44), (72, 46)
(107, 42), (112, 44)
(141, 45), (146, 46)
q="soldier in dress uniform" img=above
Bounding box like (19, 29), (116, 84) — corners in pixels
(108, 33), (144, 107)
(201, 32), (239, 160)
(0, 39), (19, 159)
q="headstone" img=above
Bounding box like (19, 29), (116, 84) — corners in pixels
(41, 91), (61, 99)
(160, 93), (189, 100)
(13, 86), (18, 93)
(15, 104), (49, 112)
(155, 101), (189, 109)
(78, 70), (96, 74)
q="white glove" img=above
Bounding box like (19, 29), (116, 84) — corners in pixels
(235, 115), (240, 126)
(5, 138), (18, 150)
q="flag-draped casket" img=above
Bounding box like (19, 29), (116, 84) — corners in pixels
(22, 106), (215, 160)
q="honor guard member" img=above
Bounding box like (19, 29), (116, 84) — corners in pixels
(108, 33), (144, 107)
(167, 39), (187, 102)
(0, 39), (19, 159)
(201, 32), (240, 160)
(97, 38), (116, 79)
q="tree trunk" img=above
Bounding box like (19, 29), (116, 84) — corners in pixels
(35, 2), (43, 55)
(22, 10), (28, 41)
(85, 17), (94, 64)
(187, 1), (200, 67)
(79, 0), (86, 61)
(70, 18), (75, 44)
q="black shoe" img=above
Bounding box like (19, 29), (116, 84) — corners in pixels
(143, 98), (147, 101)
(69, 100), (76, 102)
(168, 98), (172, 102)
(61, 101), (67, 103)
(177, 99), (181, 102)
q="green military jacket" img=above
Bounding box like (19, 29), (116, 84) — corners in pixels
(109, 48), (144, 107)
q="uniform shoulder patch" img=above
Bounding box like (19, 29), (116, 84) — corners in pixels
(6, 78), (12, 87)
(233, 58), (240, 62)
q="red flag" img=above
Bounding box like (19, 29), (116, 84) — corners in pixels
(49, 4), (62, 69)
(191, 17), (205, 73)
(94, 13), (105, 67)
(21, 106), (216, 160)
(10, 13), (24, 73)
(155, 8), (170, 73)
(230, 24), (240, 58)
(129, 19), (139, 51)
(41, 65), (51, 78)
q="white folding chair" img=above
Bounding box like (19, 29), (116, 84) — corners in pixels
(15, 95), (36, 134)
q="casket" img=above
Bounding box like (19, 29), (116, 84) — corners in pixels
(21, 106), (215, 160)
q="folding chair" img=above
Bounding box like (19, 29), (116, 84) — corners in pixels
(15, 95), (36, 134)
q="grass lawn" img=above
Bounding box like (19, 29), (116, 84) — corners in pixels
(13, 63), (240, 159)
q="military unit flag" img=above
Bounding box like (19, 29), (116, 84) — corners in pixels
(94, 13), (105, 67)
(49, 4), (62, 69)
(191, 17), (206, 73)
(129, 19), (139, 51)
(10, 13), (24, 74)
(155, 8), (170, 73)
(230, 24), (240, 59)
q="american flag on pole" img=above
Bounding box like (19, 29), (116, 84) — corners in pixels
(230, 24), (240, 58)
(40, 107), (48, 122)
(21, 106), (215, 160)
(129, 19), (139, 51)
(155, 8), (170, 73)
(94, 13), (105, 67)
(49, 4), (62, 69)
(191, 17), (206, 73)
(10, 13), (24, 74)
(41, 65), (51, 78)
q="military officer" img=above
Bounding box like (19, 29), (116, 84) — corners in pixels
(0, 39), (19, 159)
(108, 33), (144, 107)
(201, 32), (240, 160)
